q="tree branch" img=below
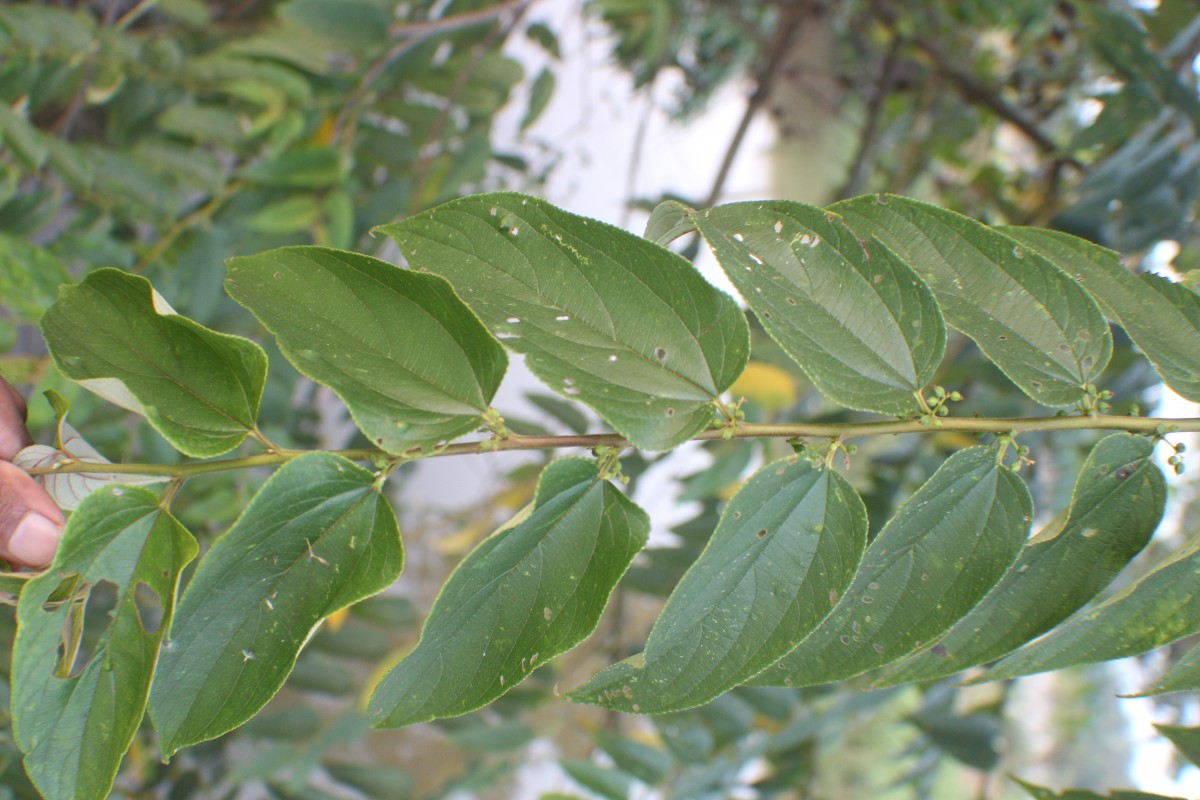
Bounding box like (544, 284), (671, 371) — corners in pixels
(28, 414), (1200, 480)
(704, 1), (808, 207)
(333, 0), (534, 158)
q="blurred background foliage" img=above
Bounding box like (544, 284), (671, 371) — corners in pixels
(1, 0), (1200, 798)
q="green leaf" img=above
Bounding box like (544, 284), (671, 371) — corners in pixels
(691, 200), (946, 416)
(526, 392), (590, 434)
(1155, 724), (1200, 768)
(226, 246), (506, 454)
(149, 453), (403, 757)
(246, 196), (323, 234)
(593, 732), (673, 785)
(520, 67), (555, 131)
(40, 269), (268, 458)
(833, 195), (1111, 406)
(368, 458), (649, 728)
(1001, 226), (1200, 403)
(560, 759), (634, 800)
(375, 193), (750, 451)
(239, 148), (342, 188)
(0, 103), (48, 169)
(978, 535), (1200, 683)
(570, 457), (866, 712)
(12, 486), (196, 800)
(875, 433), (1165, 687)
(756, 446), (1031, 688)
(644, 200), (697, 246)
(1014, 778), (1185, 800)
(1136, 639), (1200, 696)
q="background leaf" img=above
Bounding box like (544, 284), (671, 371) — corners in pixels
(12, 486), (196, 800)
(369, 458), (649, 728)
(875, 433), (1165, 687)
(692, 200), (945, 416)
(833, 195), (1112, 406)
(1001, 226), (1200, 402)
(150, 453), (402, 757)
(756, 446), (1031, 687)
(571, 457), (866, 712)
(1136, 639), (1200, 696)
(376, 193), (750, 450)
(226, 246), (507, 453)
(40, 269), (268, 457)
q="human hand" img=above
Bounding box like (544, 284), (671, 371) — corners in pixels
(0, 379), (64, 568)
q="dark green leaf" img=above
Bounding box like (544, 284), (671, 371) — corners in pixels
(12, 486), (196, 800)
(875, 433), (1164, 687)
(369, 458), (649, 727)
(41, 269), (268, 458)
(376, 193), (750, 450)
(150, 453), (403, 757)
(978, 536), (1200, 683)
(571, 457), (866, 712)
(834, 195), (1111, 406)
(1155, 724), (1200, 768)
(226, 246), (506, 453)
(692, 200), (946, 416)
(756, 446), (1031, 687)
(1002, 226), (1200, 403)
(448, 721), (535, 753)
(909, 710), (1001, 771)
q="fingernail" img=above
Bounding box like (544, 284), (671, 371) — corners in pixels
(9, 512), (62, 567)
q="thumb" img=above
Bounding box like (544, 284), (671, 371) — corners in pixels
(0, 462), (65, 569)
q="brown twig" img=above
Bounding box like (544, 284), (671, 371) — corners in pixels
(703, 1), (808, 207)
(835, 33), (902, 201)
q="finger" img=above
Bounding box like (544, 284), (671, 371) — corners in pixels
(0, 380), (33, 461)
(0, 461), (65, 568)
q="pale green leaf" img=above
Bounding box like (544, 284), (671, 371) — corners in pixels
(40, 269), (268, 458)
(833, 195), (1111, 406)
(691, 200), (946, 416)
(874, 433), (1164, 687)
(369, 458), (649, 728)
(150, 453), (403, 757)
(226, 246), (506, 454)
(644, 199), (697, 246)
(570, 457), (866, 712)
(978, 536), (1200, 683)
(1001, 226), (1200, 402)
(375, 193), (750, 451)
(755, 446), (1031, 688)
(12, 486), (196, 800)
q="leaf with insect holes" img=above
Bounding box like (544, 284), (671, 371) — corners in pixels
(570, 456), (866, 713)
(375, 193), (750, 451)
(873, 433), (1164, 687)
(226, 246), (507, 454)
(754, 446), (1031, 688)
(11, 486), (196, 800)
(369, 458), (649, 728)
(40, 268), (267, 457)
(690, 200), (946, 416)
(1001, 226), (1200, 403)
(833, 195), (1111, 407)
(149, 453), (402, 757)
